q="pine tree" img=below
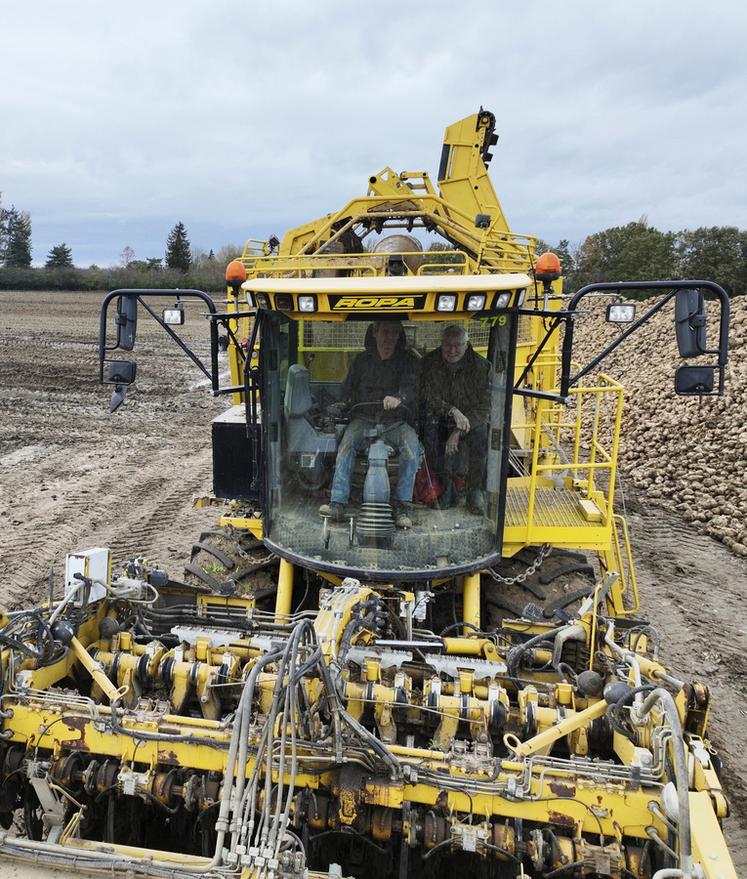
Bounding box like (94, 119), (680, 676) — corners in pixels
(46, 243), (74, 268)
(0, 194), (9, 263)
(165, 222), (192, 271)
(5, 209), (32, 268)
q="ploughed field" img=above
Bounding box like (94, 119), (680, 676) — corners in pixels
(1, 290), (746, 864)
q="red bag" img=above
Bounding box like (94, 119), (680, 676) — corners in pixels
(414, 459), (442, 504)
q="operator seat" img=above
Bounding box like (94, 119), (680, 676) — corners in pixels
(284, 364), (336, 488)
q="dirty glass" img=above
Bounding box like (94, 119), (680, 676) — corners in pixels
(261, 315), (513, 578)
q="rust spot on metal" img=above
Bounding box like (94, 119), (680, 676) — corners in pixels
(62, 716), (90, 750)
(436, 790), (449, 813)
(157, 749), (180, 765)
(548, 810), (575, 828)
(549, 780), (576, 798)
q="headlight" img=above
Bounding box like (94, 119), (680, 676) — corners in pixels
(275, 294), (293, 311)
(606, 303), (636, 323)
(437, 294), (457, 312)
(298, 295), (316, 313)
(255, 293), (270, 309)
(162, 306), (184, 326)
(493, 292), (511, 309)
(466, 294), (486, 311)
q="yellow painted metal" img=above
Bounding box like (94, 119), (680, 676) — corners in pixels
(461, 571), (481, 634)
(2, 700), (672, 842)
(442, 637), (500, 661)
(68, 635), (127, 703)
(219, 513), (263, 538)
(244, 273), (530, 295)
(510, 699), (608, 758)
(689, 791), (739, 878)
(275, 558), (294, 622)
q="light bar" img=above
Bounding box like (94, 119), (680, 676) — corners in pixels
(298, 295), (317, 313)
(606, 303), (636, 323)
(466, 294), (486, 311)
(437, 294), (457, 312)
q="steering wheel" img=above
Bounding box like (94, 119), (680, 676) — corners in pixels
(347, 399), (412, 421)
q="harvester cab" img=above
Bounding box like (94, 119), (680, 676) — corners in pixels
(246, 272), (523, 580)
(0, 110), (738, 879)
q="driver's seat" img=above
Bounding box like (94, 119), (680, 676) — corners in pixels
(284, 364), (336, 454)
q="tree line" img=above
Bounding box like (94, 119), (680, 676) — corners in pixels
(0, 201), (240, 291)
(1, 196), (746, 296)
(536, 219), (747, 298)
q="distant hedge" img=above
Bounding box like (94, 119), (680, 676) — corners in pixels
(0, 265), (227, 293)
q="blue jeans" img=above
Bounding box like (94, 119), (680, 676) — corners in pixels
(330, 419), (420, 504)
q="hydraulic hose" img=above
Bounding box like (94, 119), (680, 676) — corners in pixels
(634, 688), (692, 879)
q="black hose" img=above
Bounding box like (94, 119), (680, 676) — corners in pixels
(506, 628), (562, 689)
(607, 684), (656, 742)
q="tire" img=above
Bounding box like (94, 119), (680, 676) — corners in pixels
(482, 547), (595, 628)
(183, 526), (277, 599)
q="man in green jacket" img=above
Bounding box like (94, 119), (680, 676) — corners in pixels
(420, 325), (490, 514)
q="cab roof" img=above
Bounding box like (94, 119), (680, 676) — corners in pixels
(242, 273), (531, 294)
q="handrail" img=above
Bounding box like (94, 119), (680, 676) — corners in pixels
(520, 373), (624, 541)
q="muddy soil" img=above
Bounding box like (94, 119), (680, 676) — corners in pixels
(1, 290), (745, 869)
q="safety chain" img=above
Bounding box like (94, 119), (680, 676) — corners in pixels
(486, 544), (552, 584)
(226, 526), (276, 565)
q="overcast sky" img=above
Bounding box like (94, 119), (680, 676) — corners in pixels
(1, 0), (745, 267)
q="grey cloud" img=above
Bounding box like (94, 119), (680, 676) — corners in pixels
(1, 0), (745, 265)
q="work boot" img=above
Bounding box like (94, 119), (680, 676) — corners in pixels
(319, 501), (345, 521)
(466, 489), (486, 515)
(435, 481), (458, 510)
(393, 502), (413, 529)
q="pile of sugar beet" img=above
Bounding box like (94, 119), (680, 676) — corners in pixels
(565, 292), (747, 557)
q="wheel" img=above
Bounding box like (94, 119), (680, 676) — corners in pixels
(482, 547), (595, 627)
(183, 526), (277, 599)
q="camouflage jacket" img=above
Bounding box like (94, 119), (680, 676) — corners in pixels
(420, 344), (490, 428)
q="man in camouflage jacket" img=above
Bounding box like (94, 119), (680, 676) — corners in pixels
(420, 325), (490, 514)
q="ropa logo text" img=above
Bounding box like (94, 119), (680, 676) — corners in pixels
(329, 295), (425, 310)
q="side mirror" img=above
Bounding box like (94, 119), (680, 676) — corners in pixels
(115, 295), (138, 351)
(106, 360), (137, 385)
(675, 365), (715, 396)
(674, 289), (707, 358)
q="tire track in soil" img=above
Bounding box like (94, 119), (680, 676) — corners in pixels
(624, 491), (747, 869)
(0, 289), (226, 606)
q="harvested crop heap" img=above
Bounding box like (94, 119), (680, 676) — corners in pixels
(572, 294), (747, 556)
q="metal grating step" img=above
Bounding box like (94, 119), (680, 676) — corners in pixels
(505, 484), (596, 530)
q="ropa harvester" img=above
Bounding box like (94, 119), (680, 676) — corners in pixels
(0, 110), (737, 878)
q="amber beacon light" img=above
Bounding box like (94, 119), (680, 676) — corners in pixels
(534, 251), (562, 282)
(225, 259), (247, 285)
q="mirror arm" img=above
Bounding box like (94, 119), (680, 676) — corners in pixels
(560, 280), (730, 397)
(566, 288), (677, 390)
(98, 289), (220, 391)
(138, 297), (214, 384)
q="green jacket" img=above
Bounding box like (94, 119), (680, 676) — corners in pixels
(420, 344), (491, 428)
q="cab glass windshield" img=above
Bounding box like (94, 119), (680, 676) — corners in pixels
(261, 315), (514, 579)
